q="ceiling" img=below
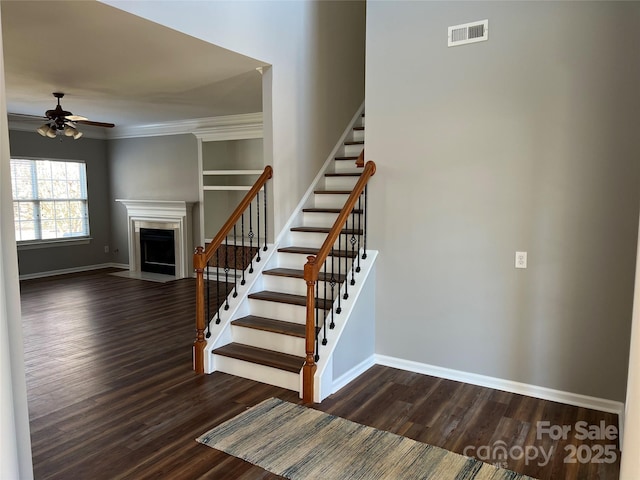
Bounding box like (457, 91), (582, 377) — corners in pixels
(1, 0), (266, 133)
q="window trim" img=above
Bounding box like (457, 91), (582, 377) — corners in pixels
(10, 156), (92, 247)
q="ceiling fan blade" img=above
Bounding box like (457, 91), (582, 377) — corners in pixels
(76, 119), (115, 128)
(65, 115), (88, 121)
(8, 112), (48, 121)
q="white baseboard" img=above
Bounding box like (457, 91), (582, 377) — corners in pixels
(375, 354), (625, 417)
(19, 262), (127, 281)
(332, 355), (376, 395)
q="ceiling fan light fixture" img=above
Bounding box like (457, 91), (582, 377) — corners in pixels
(72, 130), (83, 140)
(63, 125), (76, 137)
(45, 125), (57, 138)
(36, 124), (49, 136)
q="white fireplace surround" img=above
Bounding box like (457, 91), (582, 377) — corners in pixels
(116, 200), (194, 279)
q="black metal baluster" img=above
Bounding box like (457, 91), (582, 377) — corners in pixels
(263, 183), (268, 252)
(206, 257), (211, 337)
(314, 276), (320, 362)
(256, 193), (261, 263)
(336, 233), (342, 314)
(215, 248), (221, 324)
(241, 213), (246, 285)
(322, 258), (328, 345)
(343, 219), (349, 300)
(362, 184), (368, 260)
(224, 237), (230, 310)
(350, 207), (357, 286)
(248, 202), (254, 273)
(356, 195), (362, 273)
(330, 247), (336, 327)
(232, 224), (238, 298)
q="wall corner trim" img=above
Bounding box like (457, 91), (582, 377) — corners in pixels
(374, 354), (625, 417)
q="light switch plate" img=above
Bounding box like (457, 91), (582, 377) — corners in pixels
(515, 251), (527, 269)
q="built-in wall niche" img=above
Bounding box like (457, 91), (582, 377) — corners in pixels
(195, 115), (265, 246)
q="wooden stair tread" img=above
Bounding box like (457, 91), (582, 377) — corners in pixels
(344, 140), (364, 145)
(212, 343), (304, 373)
(277, 246), (357, 258)
(313, 190), (353, 194)
(302, 207), (363, 214)
(232, 315), (306, 337)
(334, 156), (358, 161)
(325, 172), (361, 177)
(249, 290), (333, 310)
(290, 226), (363, 235)
(263, 268), (347, 283)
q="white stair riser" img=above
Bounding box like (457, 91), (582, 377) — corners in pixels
(324, 176), (359, 190)
(277, 252), (311, 269)
(263, 274), (345, 299)
(289, 230), (352, 248)
(315, 193), (351, 209)
(213, 355), (300, 391)
(276, 251), (354, 270)
(334, 161), (360, 172)
(352, 129), (365, 142)
(303, 211), (339, 227)
(248, 298), (307, 324)
(343, 144), (364, 157)
(231, 325), (304, 356)
(264, 275), (308, 296)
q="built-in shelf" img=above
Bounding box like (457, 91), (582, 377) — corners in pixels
(195, 116), (264, 244)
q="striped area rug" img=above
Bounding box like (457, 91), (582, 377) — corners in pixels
(197, 397), (535, 480)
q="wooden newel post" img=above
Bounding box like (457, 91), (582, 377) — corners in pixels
(302, 255), (318, 403)
(193, 246), (207, 374)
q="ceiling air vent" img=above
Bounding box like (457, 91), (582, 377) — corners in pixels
(448, 19), (488, 47)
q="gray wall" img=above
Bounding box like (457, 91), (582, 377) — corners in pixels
(8, 130), (111, 276)
(108, 134), (199, 266)
(366, 1), (640, 401)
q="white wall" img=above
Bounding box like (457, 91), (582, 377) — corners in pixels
(0, 10), (34, 479)
(366, 1), (640, 402)
(102, 0), (366, 236)
(621, 221), (640, 477)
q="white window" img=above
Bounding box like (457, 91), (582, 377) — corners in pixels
(10, 158), (90, 243)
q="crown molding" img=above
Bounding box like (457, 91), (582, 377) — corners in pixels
(8, 112), (263, 141)
(109, 112), (263, 140)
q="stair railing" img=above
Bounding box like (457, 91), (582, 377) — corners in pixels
(302, 160), (376, 402)
(193, 165), (273, 374)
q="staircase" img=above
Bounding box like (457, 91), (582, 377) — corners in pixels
(197, 109), (376, 402)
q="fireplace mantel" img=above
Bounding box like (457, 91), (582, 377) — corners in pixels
(116, 199), (194, 279)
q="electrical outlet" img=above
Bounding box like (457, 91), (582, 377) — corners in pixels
(515, 251), (527, 269)
(104, 245), (109, 254)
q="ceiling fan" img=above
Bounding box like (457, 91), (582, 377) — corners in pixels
(18, 92), (115, 140)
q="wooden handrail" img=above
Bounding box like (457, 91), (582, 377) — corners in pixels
(193, 165), (273, 374)
(302, 160), (376, 402)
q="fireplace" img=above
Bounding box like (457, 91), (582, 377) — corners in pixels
(140, 228), (176, 275)
(116, 199), (194, 279)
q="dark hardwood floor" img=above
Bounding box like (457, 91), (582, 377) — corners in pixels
(20, 269), (620, 479)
